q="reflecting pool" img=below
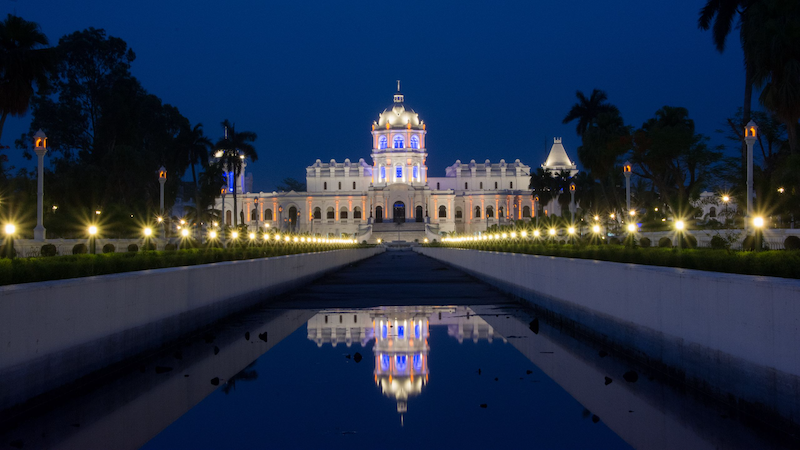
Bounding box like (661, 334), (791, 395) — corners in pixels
(1, 251), (797, 449)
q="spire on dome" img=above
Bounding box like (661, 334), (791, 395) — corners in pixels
(394, 80), (404, 103)
(542, 137), (578, 176)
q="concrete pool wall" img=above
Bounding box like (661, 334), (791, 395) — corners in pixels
(414, 247), (800, 377)
(0, 247), (383, 412)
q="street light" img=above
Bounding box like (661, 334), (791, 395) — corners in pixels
(675, 220), (685, 250)
(88, 225), (98, 254)
(4, 223), (16, 259)
(144, 227), (153, 237)
(623, 161), (632, 212)
(33, 130), (47, 240)
(744, 121), (758, 233)
(753, 216), (765, 252)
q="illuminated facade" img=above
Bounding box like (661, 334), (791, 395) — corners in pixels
(307, 306), (500, 414)
(216, 87), (580, 240)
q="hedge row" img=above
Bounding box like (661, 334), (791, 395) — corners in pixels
(427, 242), (800, 279)
(0, 244), (368, 286)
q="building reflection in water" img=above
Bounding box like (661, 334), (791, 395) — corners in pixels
(307, 306), (504, 414)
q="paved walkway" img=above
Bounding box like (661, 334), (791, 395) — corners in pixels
(271, 249), (514, 309)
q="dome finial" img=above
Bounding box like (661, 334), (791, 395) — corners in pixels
(393, 80), (404, 103)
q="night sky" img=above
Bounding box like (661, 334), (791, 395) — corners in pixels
(2, 0), (744, 193)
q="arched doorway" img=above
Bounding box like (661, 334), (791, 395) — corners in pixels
(393, 201), (405, 223)
(415, 205), (423, 222)
(288, 206), (298, 231)
(375, 206), (383, 223)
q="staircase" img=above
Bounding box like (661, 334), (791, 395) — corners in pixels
(370, 221), (426, 244)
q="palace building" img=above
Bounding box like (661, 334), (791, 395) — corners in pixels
(215, 87), (577, 243)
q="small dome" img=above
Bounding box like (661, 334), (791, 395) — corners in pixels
(376, 90), (425, 130)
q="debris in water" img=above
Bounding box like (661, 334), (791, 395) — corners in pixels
(623, 371), (638, 383)
(529, 318), (539, 334)
(353, 352), (363, 363)
(210, 377), (220, 386)
(592, 415), (600, 423)
(604, 377), (613, 385)
(480, 404), (488, 408)
(258, 332), (268, 342)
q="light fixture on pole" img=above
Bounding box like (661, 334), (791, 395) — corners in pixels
(569, 182), (576, 224)
(744, 121), (758, 233)
(33, 130), (48, 241)
(623, 161), (632, 213)
(158, 167), (167, 238)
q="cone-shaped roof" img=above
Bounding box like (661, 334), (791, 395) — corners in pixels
(542, 138), (575, 170)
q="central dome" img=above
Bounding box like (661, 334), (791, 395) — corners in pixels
(375, 91), (425, 130)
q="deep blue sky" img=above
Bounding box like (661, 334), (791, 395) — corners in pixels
(2, 0), (744, 192)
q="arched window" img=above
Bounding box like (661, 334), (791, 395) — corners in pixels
(413, 165), (419, 180)
(480, 182), (483, 189)
(225, 210), (232, 225)
(380, 166), (386, 180)
(323, 182), (327, 190)
(338, 182), (341, 190)
(465, 182), (468, 189)
(395, 166), (403, 179)
(437, 182), (440, 190)
(265, 208), (273, 220)
(709, 207), (717, 218)
(313, 207), (321, 220)
(522, 206), (531, 218)
(393, 135), (405, 148)
(494, 182), (498, 189)
(251, 208), (258, 221)
(353, 181), (356, 189)
(499, 206), (504, 218)
(326, 207), (335, 219)
(376, 205), (383, 222)
(353, 207), (362, 219)
(474, 206), (481, 218)
(340, 208), (348, 219)
(487, 206), (494, 218)
(456, 207), (463, 219)
(410, 135), (419, 149)
(510, 182), (513, 189)
(438, 205), (447, 218)
(379, 135), (388, 149)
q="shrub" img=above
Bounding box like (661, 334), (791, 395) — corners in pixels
(0, 245), (16, 258)
(362, 240), (367, 244)
(73, 243), (88, 254)
(609, 237), (621, 246)
(102, 243), (116, 253)
(658, 237), (672, 248)
(639, 237), (651, 248)
(742, 235), (767, 251)
(40, 244), (58, 257)
(142, 242), (157, 251)
(164, 243), (177, 251)
(679, 234), (698, 249)
(710, 235), (729, 250)
(784, 236), (800, 250)
(127, 244), (139, 252)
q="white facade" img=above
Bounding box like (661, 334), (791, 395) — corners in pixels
(215, 89), (580, 241)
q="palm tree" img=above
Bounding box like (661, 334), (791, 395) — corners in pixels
(698, 1), (755, 170)
(178, 123), (212, 202)
(742, 0), (800, 154)
(562, 89), (619, 137)
(0, 14), (53, 144)
(214, 119), (257, 227)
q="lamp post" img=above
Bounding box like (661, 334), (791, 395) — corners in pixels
(533, 195), (539, 229)
(278, 206), (283, 231)
(623, 161), (632, 213)
(4, 223), (16, 259)
(721, 195), (730, 226)
(744, 121), (758, 233)
(33, 130), (48, 241)
(753, 216), (764, 252)
(569, 182), (576, 224)
(253, 198), (259, 231)
(675, 220), (685, 250)
(88, 225), (98, 254)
